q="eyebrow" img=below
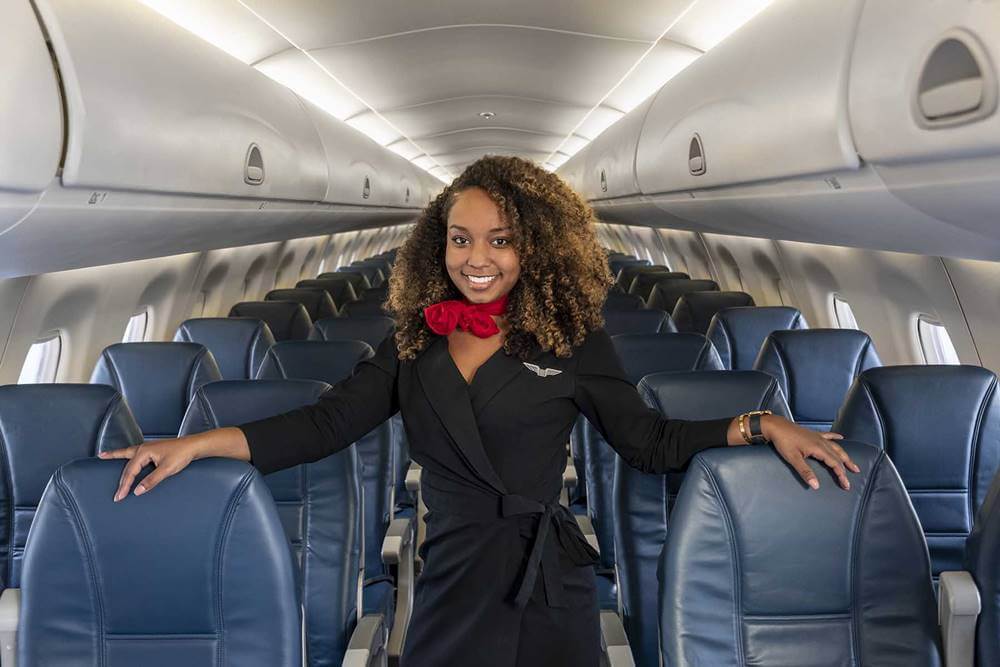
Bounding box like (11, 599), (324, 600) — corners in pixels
(448, 224), (511, 233)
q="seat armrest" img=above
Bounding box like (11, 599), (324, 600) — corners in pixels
(341, 614), (384, 667)
(939, 570), (980, 667)
(0, 588), (20, 667)
(561, 456), (578, 506)
(382, 517), (416, 666)
(575, 515), (600, 555)
(404, 463), (421, 493)
(599, 610), (635, 667)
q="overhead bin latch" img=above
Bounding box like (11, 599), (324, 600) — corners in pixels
(363, 176), (371, 199)
(915, 30), (997, 128)
(244, 143), (264, 185)
(600, 169), (608, 193)
(689, 134), (706, 176)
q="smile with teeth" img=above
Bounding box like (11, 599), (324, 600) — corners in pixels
(463, 272), (498, 285)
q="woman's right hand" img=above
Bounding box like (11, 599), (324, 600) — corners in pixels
(99, 427), (251, 501)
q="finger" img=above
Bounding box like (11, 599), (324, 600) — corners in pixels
(827, 441), (861, 473)
(134, 465), (174, 496)
(822, 432), (844, 440)
(99, 446), (139, 460)
(114, 451), (152, 503)
(789, 452), (820, 490)
(807, 445), (850, 490)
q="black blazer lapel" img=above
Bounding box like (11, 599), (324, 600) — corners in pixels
(416, 338), (507, 495)
(469, 344), (545, 414)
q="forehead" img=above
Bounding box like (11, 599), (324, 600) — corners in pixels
(447, 188), (507, 231)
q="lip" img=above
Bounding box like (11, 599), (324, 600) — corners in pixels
(461, 271), (499, 290)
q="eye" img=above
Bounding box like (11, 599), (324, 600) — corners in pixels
(491, 237), (511, 248)
(450, 235), (469, 246)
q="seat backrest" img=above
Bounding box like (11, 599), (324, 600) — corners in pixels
(609, 258), (649, 280)
(966, 467), (1000, 666)
(671, 291), (756, 334)
(342, 298), (390, 317)
(298, 278), (359, 306)
(833, 365), (1000, 577)
(613, 370), (789, 666)
(706, 306), (808, 370)
(603, 291), (645, 311)
(180, 379), (361, 667)
(20, 458), (301, 667)
(309, 315), (395, 348)
(345, 263), (384, 287)
(627, 271), (692, 301)
(603, 308), (677, 336)
(661, 443), (941, 667)
(0, 384), (142, 589)
(173, 317), (275, 380)
(754, 329), (881, 430)
(319, 270), (371, 292)
(645, 278), (719, 313)
(266, 287), (338, 320)
(228, 301), (312, 341)
(90, 342), (222, 440)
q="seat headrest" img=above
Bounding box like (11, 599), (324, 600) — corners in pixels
(255, 340), (374, 384)
(174, 317), (275, 380)
(297, 278), (359, 306)
(610, 333), (723, 384)
(966, 469), (1000, 666)
(603, 291), (645, 311)
(603, 308), (677, 336)
(90, 343), (222, 439)
(646, 279), (719, 313)
(228, 301), (312, 341)
(341, 299), (390, 317)
(638, 370), (791, 420)
(180, 378), (331, 436)
(345, 264), (384, 287)
(609, 258), (650, 276)
(20, 458), (301, 666)
(309, 315), (395, 348)
(661, 443), (940, 666)
(319, 270), (371, 291)
(671, 291), (756, 334)
(706, 306), (808, 370)
(627, 271), (692, 300)
(754, 329), (881, 430)
(266, 287), (338, 320)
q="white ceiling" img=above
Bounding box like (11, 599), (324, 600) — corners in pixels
(140, 0), (773, 182)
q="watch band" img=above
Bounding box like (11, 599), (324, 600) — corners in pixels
(748, 410), (773, 443)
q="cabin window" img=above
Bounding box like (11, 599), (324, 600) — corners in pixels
(832, 295), (859, 330)
(18, 334), (62, 384)
(917, 318), (960, 365)
(122, 309), (150, 343)
(317, 257), (327, 275)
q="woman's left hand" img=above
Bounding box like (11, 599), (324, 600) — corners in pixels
(755, 415), (860, 491)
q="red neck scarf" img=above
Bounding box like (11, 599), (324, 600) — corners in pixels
(423, 293), (509, 338)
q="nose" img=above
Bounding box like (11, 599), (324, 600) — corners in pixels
(466, 239), (492, 268)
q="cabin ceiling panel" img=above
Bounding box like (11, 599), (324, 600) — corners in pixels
(413, 129), (568, 157)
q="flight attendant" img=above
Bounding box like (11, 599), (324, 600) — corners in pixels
(101, 155), (858, 667)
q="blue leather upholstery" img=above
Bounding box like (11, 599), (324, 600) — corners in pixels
(706, 306), (808, 370)
(19, 458), (301, 666)
(180, 379), (363, 667)
(309, 315), (395, 348)
(298, 278), (359, 307)
(754, 329), (881, 431)
(833, 365), (1000, 577)
(614, 263), (663, 290)
(627, 271), (691, 302)
(228, 301), (313, 341)
(670, 291), (756, 334)
(0, 384), (142, 590)
(609, 258), (649, 279)
(603, 292), (645, 311)
(645, 278), (719, 313)
(661, 442), (941, 666)
(266, 287), (338, 320)
(90, 342), (222, 440)
(966, 466), (1000, 666)
(603, 308), (677, 336)
(615, 371), (790, 667)
(344, 263), (384, 288)
(318, 271), (371, 293)
(174, 317), (275, 380)
(342, 299), (390, 317)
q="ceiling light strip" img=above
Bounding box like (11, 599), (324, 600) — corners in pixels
(234, 0), (454, 181)
(543, 0), (702, 167)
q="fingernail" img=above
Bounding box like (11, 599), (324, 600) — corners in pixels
(113, 493), (121, 503)
(843, 480), (851, 490)
(98, 452), (108, 459)
(134, 485), (146, 496)
(808, 479), (819, 490)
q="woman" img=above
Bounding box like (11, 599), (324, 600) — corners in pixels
(101, 156), (857, 666)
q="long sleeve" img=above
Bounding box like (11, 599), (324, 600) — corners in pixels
(238, 334), (400, 474)
(572, 328), (731, 473)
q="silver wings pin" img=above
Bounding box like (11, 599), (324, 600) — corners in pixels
(523, 362), (563, 378)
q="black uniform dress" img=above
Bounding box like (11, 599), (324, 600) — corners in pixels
(239, 327), (732, 667)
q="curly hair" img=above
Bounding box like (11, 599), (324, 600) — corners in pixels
(387, 155), (614, 361)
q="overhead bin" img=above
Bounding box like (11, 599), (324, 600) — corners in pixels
(577, 97), (653, 200)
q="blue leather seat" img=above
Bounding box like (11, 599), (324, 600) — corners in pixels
(616, 370), (790, 667)
(90, 342), (222, 440)
(754, 329), (881, 431)
(318, 271), (370, 293)
(173, 317), (275, 380)
(966, 467), (1000, 665)
(342, 299), (390, 317)
(833, 366), (1000, 578)
(228, 301), (312, 341)
(603, 308), (677, 336)
(345, 263), (384, 288)
(309, 315), (395, 348)
(19, 458), (301, 666)
(603, 291), (645, 311)
(671, 291), (756, 334)
(627, 271), (691, 302)
(0, 384), (142, 590)
(706, 306), (808, 370)
(645, 278), (719, 313)
(299, 277), (360, 307)
(266, 287), (339, 320)
(180, 379), (367, 667)
(661, 442), (941, 666)
(613, 262), (661, 289)
(609, 257), (648, 279)
(582, 333), (723, 609)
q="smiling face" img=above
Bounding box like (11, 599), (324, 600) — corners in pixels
(444, 187), (521, 304)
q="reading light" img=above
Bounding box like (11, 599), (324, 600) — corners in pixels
(479, 111), (496, 120)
